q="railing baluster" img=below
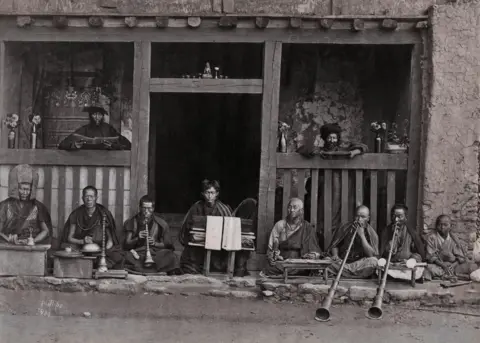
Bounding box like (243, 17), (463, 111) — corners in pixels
(297, 169), (306, 203)
(355, 170), (364, 207)
(386, 171), (396, 225)
(370, 171), (378, 231)
(341, 170), (349, 225)
(310, 169), (319, 230)
(323, 169), (333, 250)
(282, 170), (292, 218)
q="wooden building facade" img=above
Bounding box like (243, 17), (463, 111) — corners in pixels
(0, 13), (427, 266)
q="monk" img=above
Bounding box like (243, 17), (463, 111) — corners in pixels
(261, 198), (322, 277)
(0, 164), (51, 245)
(58, 106), (131, 150)
(327, 205), (379, 278)
(179, 179), (250, 276)
(298, 123), (368, 247)
(63, 186), (124, 269)
(424, 215), (478, 280)
(124, 195), (182, 275)
(381, 204), (422, 263)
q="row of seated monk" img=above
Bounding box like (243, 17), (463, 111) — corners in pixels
(1, 164), (478, 280)
(263, 198), (479, 281)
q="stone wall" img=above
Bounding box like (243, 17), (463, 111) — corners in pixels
(422, 2), (480, 247)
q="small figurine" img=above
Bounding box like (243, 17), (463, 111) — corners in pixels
(203, 62), (212, 79)
(27, 227), (35, 246)
(214, 67), (220, 79)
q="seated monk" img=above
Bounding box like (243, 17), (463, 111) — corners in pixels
(62, 186), (124, 269)
(124, 195), (182, 275)
(58, 106), (131, 151)
(424, 215), (478, 281)
(326, 205), (379, 279)
(261, 198), (321, 277)
(179, 179), (250, 276)
(0, 164), (51, 245)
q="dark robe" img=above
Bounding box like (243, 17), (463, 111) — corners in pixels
(123, 214), (178, 273)
(380, 223), (422, 263)
(326, 221), (379, 278)
(0, 198), (52, 244)
(179, 200), (250, 275)
(263, 219), (322, 276)
(58, 122), (131, 151)
(298, 140), (368, 248)
(62, 204), (124, 269)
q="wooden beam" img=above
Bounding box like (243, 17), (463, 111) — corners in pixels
(0, 25), (422, 45)
(0, 42), (5, 149)
(0, 149), (130, 166)
(406, 43), (426, 260)
(222, 0), (235, 13)
(149, 78), (263, 94)
(257, 41), (282, 253)
(277, 153), (408, 170)
(131, 41), (151, 211)
(415, 21), (428, 30)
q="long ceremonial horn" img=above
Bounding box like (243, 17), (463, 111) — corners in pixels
(97, 212), (108, 273)
(366, 218), (400, 320)
(315, 221), (360, 322)
(143, 218), (154, 267)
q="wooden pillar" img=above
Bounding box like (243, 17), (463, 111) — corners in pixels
(257, 41), (282, 253)
(406, 43), (425, 259)
(0, 42), (5, 148)
(131, 42), (151, 209)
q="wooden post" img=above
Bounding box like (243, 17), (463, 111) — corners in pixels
(0, 42), (5, 148)
(406, 43), (426, 259)
(131, 42), (151, 210)
(257, 41), (282, 253)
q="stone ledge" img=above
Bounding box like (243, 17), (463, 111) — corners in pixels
(0, 276), (478, 307)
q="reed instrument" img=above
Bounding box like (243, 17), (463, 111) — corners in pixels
(143, 217), (154, 267)
(366, 218), (400, 320)
(97, 212), (108, 273)
(315, 220), (361, 322)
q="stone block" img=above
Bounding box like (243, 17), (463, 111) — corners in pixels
(53, 257), (93, 279)
(262, 290), (274, 297)
(298, 283), (348, 297)
(0, 248), (47, 277)
(230, 290), (259, 299)
(349, 286), (377, 301)
(143, 282), (168, 294)
(127, 274), (147, 284)
(97, 280), (138, 295)
(226, 277), (256, 288)
(387, 289), (428, 301)
(208, 290), (230, 297)
(261, 282), (293, 291)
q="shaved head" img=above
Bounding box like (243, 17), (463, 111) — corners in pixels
(287, 197), (304, 221)
(288, 198), (304, 209)
(356, 205), (370, 216)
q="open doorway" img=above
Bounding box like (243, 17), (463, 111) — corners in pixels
(150, 93), (262, 216)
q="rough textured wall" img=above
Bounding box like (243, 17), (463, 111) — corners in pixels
(422, 2), (480, 247)
(0, 0), (434, 16)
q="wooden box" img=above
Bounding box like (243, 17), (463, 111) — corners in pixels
(53, 257), (95, 279)
(0, 244), (50, 276)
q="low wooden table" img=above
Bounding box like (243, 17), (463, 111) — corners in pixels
(377, 262), (427, 287)
(0, 244), (50, 276)
(53, 252), (96, 279)
(277, 259), (333, 284)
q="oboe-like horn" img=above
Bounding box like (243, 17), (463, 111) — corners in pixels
(366, 218), (400, 320)
(144, 218), (154, 267)
(315, 221), (360, 322)
(97, 212), (108, 273)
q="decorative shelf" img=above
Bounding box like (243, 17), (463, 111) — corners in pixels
(149, 78), (263, 94)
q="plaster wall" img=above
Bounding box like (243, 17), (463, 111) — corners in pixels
(422, 2), (480, 247)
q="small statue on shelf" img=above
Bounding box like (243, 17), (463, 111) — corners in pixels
(214, 67), (220, 79)
(202, 63), (212, 79)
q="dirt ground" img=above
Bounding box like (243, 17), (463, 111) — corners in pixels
(0, 289), (479, 343)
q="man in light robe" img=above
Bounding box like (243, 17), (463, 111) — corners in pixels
(62, 186), (124, 269)
(0, 164), (51, 245)
(326, 205), (379, 278)
(179, 179), (251, 276)
(123, 195), (182, 275)
(298, 123), (368, 248)
(424, 215), (478, 280)
(261, 198), (322, 277)
(58, 106), (131, 150)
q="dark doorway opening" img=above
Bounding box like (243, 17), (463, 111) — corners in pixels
(150, 93), (262, 215)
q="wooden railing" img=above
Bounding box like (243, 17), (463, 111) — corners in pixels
(0, 150), (131, 248)
(277, 153), (408, 250)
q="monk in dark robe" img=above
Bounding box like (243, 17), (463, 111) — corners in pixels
(124, 195), (182, 275)
(326, 205), (379, 279)
(179, 179), (251, 276)
(0, 164), (51, 245)
(262, 198), (322, 277)
(58, 106), (131, 151)
(62, 186), (124, 269)
(424, 215), (478, 280)
(297, 123), (368, 249)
